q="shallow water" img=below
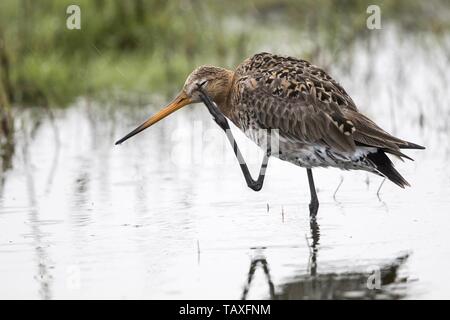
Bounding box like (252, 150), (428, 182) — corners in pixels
(1, 26), (450, 299)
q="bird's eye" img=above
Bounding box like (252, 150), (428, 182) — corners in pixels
(198, 80), (208, 87)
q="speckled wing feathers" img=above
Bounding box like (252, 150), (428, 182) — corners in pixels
(231, 52), (421, 157)
(232, 53), (358, 152)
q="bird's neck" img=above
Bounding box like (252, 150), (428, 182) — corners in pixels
(213, 69), (235, 118)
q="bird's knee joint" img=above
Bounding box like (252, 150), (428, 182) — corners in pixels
(248, 183), (263, 192)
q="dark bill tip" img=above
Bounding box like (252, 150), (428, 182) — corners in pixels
(114, 124), (146, 145)
(114, 91), (191, 146)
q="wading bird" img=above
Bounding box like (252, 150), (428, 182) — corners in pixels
(115, 52), (424, 217)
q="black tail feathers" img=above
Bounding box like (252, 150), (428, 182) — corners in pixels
(367, 150), (411, 188)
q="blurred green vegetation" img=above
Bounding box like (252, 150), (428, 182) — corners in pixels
(0, 0), (449, 108)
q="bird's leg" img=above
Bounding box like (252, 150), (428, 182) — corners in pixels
(199, 89), (270, 192)
(198, 89), (229, 130)
(223, 128), (271, 192)
(306, 168), (319, 218)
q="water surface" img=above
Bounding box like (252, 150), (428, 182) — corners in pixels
(1, 26), (449, 299)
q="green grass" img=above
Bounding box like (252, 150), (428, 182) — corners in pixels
(0, 0), (449, 107)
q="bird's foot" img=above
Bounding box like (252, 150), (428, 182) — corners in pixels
(199, 90), (229, 131)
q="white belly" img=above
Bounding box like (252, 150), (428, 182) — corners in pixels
(279, 144), (376, 171)
(242, 126), (377, 171)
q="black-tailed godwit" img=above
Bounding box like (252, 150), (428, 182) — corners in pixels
(116, 52), (425, 217)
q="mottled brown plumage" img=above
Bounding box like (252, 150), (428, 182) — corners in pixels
(220, 52), (423, 187)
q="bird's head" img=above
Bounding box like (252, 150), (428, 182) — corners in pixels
(183, 65), (234, 104)
(115, 65), (234, 145)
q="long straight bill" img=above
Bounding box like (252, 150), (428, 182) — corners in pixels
(115, 91), (192, 145)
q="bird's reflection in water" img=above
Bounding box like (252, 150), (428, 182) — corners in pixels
(22, 123), (53, 300)
(242, 218), (409, 300)
(241, 253), (275, 300)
